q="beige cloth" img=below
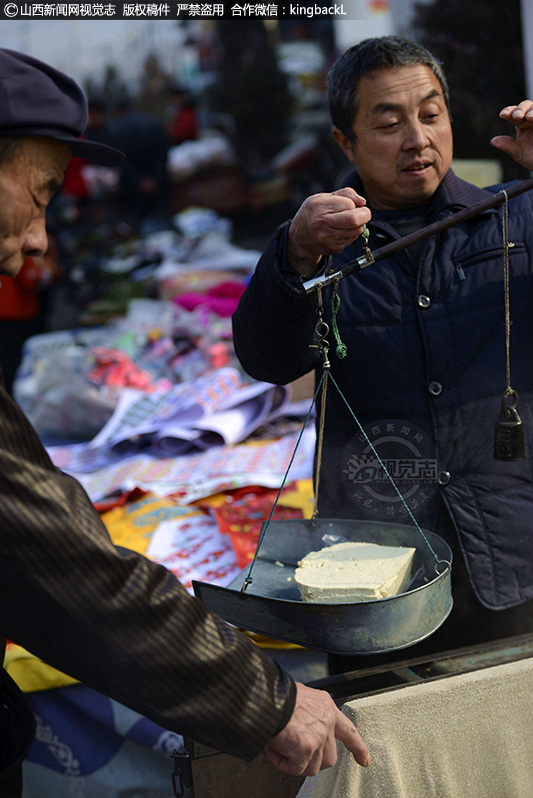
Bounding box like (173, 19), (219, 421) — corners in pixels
(298, 657), (533, 798)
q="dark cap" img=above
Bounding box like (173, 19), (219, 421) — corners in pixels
(0, 48), (124, 166)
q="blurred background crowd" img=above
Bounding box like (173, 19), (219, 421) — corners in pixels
(0, 0), (529, 401)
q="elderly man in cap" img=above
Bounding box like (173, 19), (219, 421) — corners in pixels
(0, 50), (370, 796)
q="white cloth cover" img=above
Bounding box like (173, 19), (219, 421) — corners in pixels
(297, 656), (533, 798)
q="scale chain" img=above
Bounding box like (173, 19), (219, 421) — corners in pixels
(494, 190), (526, 461)
(239, 292), (332, 593)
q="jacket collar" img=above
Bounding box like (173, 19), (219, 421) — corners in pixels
(340, 167), (498, 222)
(430, 169), (497, 217)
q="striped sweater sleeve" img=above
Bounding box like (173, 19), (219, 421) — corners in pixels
(0, 387), (295, 759)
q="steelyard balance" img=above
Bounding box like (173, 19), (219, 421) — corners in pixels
(193, 176), (533, 654)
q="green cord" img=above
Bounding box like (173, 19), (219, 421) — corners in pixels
(331, 280), (347, 359)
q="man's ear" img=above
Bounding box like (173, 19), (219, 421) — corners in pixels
(332, 127), (356, 163)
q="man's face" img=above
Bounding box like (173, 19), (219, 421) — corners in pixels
(0, 136), (71, 276)
(333, 65), (453, 210)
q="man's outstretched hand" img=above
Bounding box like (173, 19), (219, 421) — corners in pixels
(265, 681), (371, 777)
(491, 100), (533, 171)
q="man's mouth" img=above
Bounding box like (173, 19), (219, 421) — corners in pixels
(402, 162), (432, 173)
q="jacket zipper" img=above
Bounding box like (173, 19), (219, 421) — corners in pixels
(454, 242), (525, 282)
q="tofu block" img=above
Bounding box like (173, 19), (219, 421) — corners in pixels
(294, 541), (416, 603)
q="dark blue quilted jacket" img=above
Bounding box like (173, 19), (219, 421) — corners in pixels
(233, 169), (533, 609)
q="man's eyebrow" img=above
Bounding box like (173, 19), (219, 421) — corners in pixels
(370, 89), (442, 116)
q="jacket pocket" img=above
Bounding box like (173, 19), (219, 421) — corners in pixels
(453, 243), (527, 280)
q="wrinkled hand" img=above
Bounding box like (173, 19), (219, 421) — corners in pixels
(491, 101), (533, 170)
(264, 682), (371, 777)
(287, 188), (372, 276)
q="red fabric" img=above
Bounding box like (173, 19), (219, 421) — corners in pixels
(169, 106), (198, 144)
(0, 259), (42, 320)
(209, 488), (303, 569)
(93, 487), (147, 514)
(0, 249), (62, 321)
(62, 154), (91, 200)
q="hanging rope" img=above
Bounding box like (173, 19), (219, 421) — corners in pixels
(502, 190), (513, 396)
(241, 289), (332, 593)
(331, 277), (347, 359)
(493, 190), (525, 461)
(326, 369), (444, 569)
(240, 370), (326, 594)
(330, 226), (370, 359)
(311, 364), (328, 521)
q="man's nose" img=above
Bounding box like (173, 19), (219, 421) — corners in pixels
(23, 214), (48, 258)
(403, 119), (430, 150)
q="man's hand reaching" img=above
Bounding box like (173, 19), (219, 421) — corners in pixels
(264, 681), (371, 777)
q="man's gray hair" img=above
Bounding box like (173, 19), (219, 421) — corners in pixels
(327, 36), (451, 140)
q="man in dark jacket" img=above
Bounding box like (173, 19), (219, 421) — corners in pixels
(0, 49), (370, 795)
(233, 36), (533, 668)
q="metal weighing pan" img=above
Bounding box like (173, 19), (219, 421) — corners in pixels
(193, 518), (452, 655)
